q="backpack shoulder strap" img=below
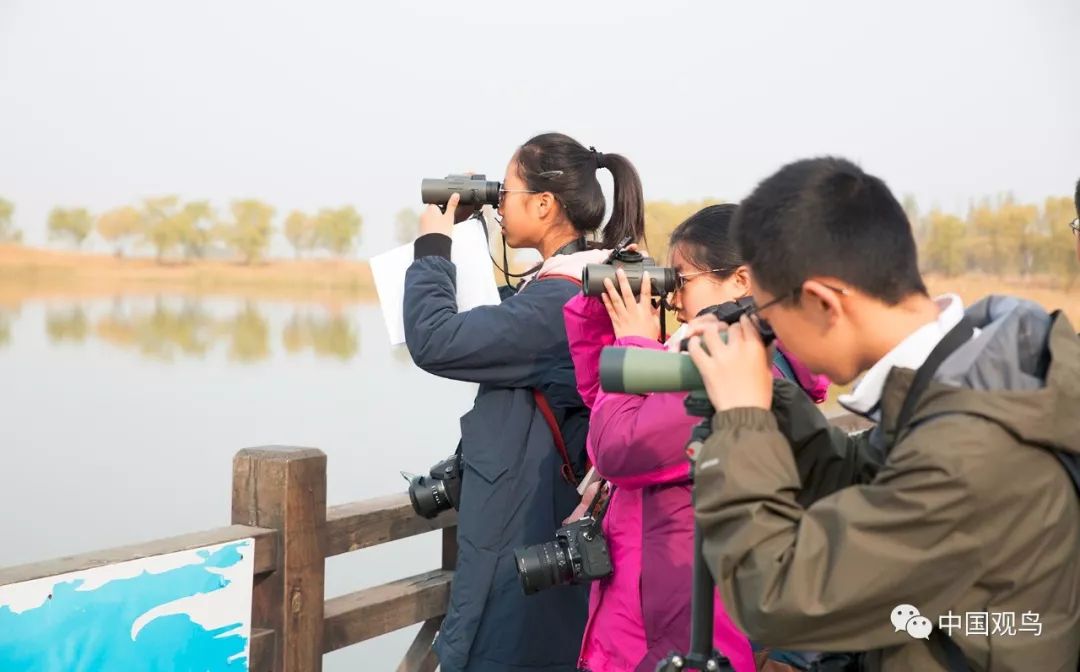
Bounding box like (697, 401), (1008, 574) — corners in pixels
(895, 315), (975, 431)
(892, 316), (976, 670)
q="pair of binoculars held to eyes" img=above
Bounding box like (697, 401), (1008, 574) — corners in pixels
(422, 175), (678, 297)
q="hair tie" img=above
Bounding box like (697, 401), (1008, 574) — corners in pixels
(589, 146), (606, 170)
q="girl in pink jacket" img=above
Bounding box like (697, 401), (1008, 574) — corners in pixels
(563, 204), (829, 672)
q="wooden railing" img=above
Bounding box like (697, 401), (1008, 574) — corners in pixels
(1, 446), (458, 672)
(228, 447), (459, 672)
(1, 414), (869, 672)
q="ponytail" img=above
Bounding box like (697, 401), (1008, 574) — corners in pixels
(597, 152), (645, 249)
(517, 133), (646, 249)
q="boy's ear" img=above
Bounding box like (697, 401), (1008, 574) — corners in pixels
(801, 279), (846, 328)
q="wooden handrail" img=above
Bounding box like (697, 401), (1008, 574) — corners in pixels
(0, 412), (868, 672)
(0, 524), (277, 588)
(325, 493), (457, 557)
(322, 569), (453, 654)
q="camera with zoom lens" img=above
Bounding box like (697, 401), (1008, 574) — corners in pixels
(402, 454), (462, 519)
(514, 515), (613, 595)
(582, 244), (678, 298)
(421, 174), (501, 207)
(599, 297), (777, 395)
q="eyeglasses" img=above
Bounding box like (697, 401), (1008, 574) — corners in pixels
(750, 283), (851, 316)
(671, 268), (733, 294)
(498, 188), (538, 208)
(1070, 217), (1080, 238)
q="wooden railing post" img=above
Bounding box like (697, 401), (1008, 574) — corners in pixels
(232, 447), (327, 672)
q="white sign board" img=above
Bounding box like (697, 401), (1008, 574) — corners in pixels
(0, 538), (255, 671)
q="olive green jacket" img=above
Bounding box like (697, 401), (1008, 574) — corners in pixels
(694, 297), (1080, 671)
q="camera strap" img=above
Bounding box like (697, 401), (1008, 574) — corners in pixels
(590, 479), (614, 523)
(473, 211), (587, 289)
(533, 388), (584, 487)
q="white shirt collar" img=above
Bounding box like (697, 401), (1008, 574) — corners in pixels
(838, 294), (966, 419)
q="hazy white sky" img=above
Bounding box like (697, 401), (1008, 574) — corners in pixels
(1, 0), (1077, 256)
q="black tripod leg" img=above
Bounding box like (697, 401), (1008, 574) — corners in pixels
(655, 416), (733, 671)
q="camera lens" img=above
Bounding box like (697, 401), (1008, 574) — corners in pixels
(514, 541), (572, 595)
(407, 477), (451, 519)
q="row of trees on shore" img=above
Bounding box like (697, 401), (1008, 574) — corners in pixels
(2, 194), (1076, 282)
(0, 196), (365, 263)
(639, 194), (1078, 286)
(913, 195), (1076, 283)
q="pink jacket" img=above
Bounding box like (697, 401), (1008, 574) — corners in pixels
(564, 295), (829, 672)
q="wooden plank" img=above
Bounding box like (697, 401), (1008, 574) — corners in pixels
(233, 446), (327, 672)
(0, 525), (276, 588)
(324, 494), (457, 558)
(396, 617), (442, 672)
(323, 569), (452, 654)
(248, 628), (276, 672)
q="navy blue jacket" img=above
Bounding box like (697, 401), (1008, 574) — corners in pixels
(404, 235), (590, 672)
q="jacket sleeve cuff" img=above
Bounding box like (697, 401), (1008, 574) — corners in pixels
(712, 407), (779, 433)
(414, 233), (452, 260)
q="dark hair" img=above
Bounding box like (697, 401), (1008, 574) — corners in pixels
(732, 157), (927, 305)
(516, 133), (645, 249)
(1074, 178), (1080, 214)
(668, 203), (744, 279)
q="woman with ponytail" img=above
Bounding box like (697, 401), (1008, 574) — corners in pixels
(403, 133), (646, 672)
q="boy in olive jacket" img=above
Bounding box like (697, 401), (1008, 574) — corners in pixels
(684, 157), (1080, 671)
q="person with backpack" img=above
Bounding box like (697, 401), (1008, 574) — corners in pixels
(683, 157), (1080, 671)
(562, 204), (830, 672)
(404, 133), (646, 672)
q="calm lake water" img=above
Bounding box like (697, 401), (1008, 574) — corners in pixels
(0, 295), (477, 670)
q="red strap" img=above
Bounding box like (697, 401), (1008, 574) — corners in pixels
(533, 389), (579, 486)
(530, 273), (586, 486)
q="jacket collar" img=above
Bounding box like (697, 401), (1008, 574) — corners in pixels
(838, 294), (967, 421)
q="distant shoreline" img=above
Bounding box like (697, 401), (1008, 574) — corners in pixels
(0, 244), (377, 306)
(1, 244), (1076, 326)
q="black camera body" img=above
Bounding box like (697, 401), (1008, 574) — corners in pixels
(514, 515), (613, 595)
(403, 454), (463, 519)
(582, 242), (677, 297)
(421, 174), (501, 207)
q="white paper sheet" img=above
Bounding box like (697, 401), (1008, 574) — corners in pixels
(370, 217), (502, 345)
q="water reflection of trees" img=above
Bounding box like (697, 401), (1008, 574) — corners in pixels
(283, 310), (360, 361)
(39, 300), (360, 363)
(95, 301), (215, 360)
(0, 309), (16, 347)
(224, 302), (271, 362)
(46, 307), (90, 343)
